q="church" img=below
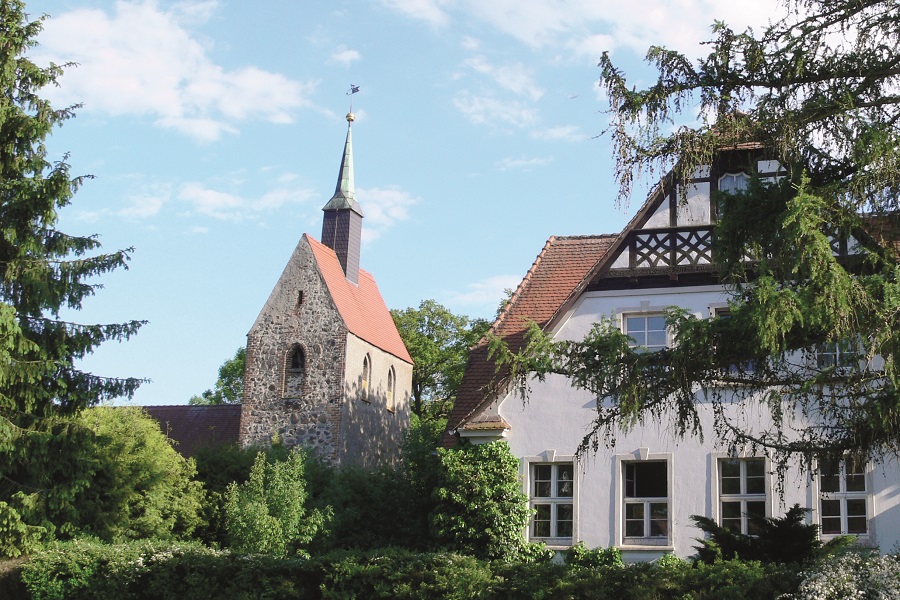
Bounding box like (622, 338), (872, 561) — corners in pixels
(149, 113), (412, 467)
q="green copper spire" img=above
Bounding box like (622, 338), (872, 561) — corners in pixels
(322, 112), (363, 215)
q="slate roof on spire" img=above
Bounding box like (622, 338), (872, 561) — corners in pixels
(322, 113), (364, 216)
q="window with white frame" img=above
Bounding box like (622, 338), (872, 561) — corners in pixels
(718, 458), (767, 534)
(624, 314), (667, 352)
(819, 457), (869, 536)
(815, 340), (858, 370)
(623, 461), (669, 541)
(718, 172), (750, 194)
(530, 463), (574, 543)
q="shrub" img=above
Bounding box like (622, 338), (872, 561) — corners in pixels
(692, 504), (851, 564)
(786, 552), (900, 599)
(430, 441), (535, 561)
(223, 448), (328, 556)
(564, 543), (623, 568)
(74, 407), (206, 542)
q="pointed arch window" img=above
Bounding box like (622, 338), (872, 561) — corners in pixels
(361, 354), (372, 401)
(284, 345), (306, 399)
(386, 366), (395, 412)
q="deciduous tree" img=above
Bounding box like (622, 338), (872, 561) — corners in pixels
(189, 346), (245, 405)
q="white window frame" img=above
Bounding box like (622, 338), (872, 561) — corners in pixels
(814, 457), (873, 539)
(523, 451), (577, 548)
(622, 313), (668, 352)
(718, 172), (750, 194)
(814, 340), (859, 370)
(615, 450), (674, 550)
(714, 455), (769, 535)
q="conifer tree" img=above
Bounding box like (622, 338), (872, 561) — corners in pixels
(495, 0), (900, 471)
(0, 0), (145, 554)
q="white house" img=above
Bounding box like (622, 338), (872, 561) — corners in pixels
(443, 148), (900, 560)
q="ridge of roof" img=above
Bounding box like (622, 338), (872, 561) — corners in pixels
(306, 233), (412, 364)
(443, 235), (616, 446)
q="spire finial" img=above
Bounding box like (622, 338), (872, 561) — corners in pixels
(346, 84), (360, 116)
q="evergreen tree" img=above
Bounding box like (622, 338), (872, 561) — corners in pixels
(0, 0), (144, 555)
(494, 0), (900, 471)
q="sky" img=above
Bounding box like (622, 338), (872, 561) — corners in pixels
(33, 0), (784, 405)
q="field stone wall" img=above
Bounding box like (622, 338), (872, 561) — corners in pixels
(240, 236), (346, 463)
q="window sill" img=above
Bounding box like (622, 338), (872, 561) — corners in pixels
(617, 544), (675, 552)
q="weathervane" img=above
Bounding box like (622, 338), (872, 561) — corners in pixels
(346, 84), (360, 113)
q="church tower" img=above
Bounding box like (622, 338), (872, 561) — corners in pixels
(321, 113), (364, 284)
(239, 112), (413, 466)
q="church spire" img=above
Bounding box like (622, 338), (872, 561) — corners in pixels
(322, 112), (364, 284)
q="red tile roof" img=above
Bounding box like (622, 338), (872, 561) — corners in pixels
(144, 404), (241, 457)
(443, 235), (616, 446)
(307, 234), (412, 364)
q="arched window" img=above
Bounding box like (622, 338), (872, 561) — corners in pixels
(386, 366), (395, 412)
(283, 345), (305, 399)
(362, 354), (371, 400)
(718, 172), (750, 195)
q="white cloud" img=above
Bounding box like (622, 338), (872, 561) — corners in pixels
(531, 125), (583, 142)
(495, 156), (552, 171)
(330, 45), (362, 66)
(453, 91), (538, 127)
(462, 57), (543, 102)
(443, 274), (523, 312)
(380, 0), (452, 27)
(358, 186), (419, 243)
(179, 183), (244, 220)
(388, 0), (785, 58)
(36, 1), (317, 142)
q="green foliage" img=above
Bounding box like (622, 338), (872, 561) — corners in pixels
(72, 407), (205, 542)
(431, 441), (539, 562)
(391, 300), (484, 420)
(563, 542), (623, 568)
(223, 448), (328, 556)
(17, 539), (806, 600)
(318, 548), (495, 600)
(786, 552), (900, 600)
(0, 0), (144, 557)
(189, 347), (245, 405)
(192, 442), (262, 547)
(692, 504), (853, 565)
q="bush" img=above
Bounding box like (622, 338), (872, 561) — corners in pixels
(564, 543), (623, 568)
(430, 441), (537, 562)
(692, 504), (852, 565)
(74, 407), (206, 542)
(223, 448), (328, 556)
(786, 552), (900, 599)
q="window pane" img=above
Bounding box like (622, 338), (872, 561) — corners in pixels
(626, 318), (645, 346)
(746, 501), (766, 535)
(845, 458), (866, 492)
(624, 503), (644, 537)
(721, 501), (741, 520)
(649, 503), (668, 537)
(534, 465), (551, 497)
(532, 504), (551, 537)
(557, 504), (574, 538)
(847, 517), (867, 534)
(821, 517), (841, 535)
(820, 499), (841, 517)
(632, 461), (667, 497)
(646, 330), (667, 348)
(721, 460), (741, 478)
(820, 459), (840, 493)
(557, 464), (574, 497)
(647, 316), (667, 331)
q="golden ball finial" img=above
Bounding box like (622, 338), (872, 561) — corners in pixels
(346, 112), (355, 123)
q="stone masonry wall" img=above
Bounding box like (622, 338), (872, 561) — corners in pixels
(240, 236), (346, 463)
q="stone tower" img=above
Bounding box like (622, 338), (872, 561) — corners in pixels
(239, 113), (413, 466)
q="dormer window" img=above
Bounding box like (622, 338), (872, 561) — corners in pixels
(718, 173), (750, 194)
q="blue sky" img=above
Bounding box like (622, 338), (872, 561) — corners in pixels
(34, 0), (782, 405)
